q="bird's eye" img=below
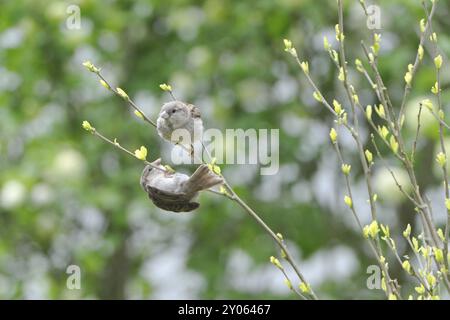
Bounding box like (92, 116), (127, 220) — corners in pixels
(171, 109), (176, 114)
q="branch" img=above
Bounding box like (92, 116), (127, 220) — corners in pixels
(81, 62), (317, 300)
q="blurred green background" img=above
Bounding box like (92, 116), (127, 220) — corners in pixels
(1, 0), (450, 299)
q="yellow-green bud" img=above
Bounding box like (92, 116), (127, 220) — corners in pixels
(338, 67), (345, 81)
(374, 104), (385, 119)
(366, 105), (372, 120)
(436, 152), (446, 167)
(368, 220), (380, 238)
(355, 59), (364, 73)
(219, 185), (228, 195)
(334, 24), (340, 40)
(415, 285), (425, 294)
(270, 256), (283, 269)
(341, 164), (351, 175)
(164, 165), (175, 174)
(365, 149), (373, 164)
(159, 83), (172, 92)
(374, 33), (381, 43)
(437, 228), (445, 241)
(389, 136), (399, 154)
(283, 39), (292, 50)
(100, 79), (110, 89)
(445, 198), (450, 211)
(82, 60), (99, 73)
(431, 82), (439, 94)
(421, 99), (433, 111)
(313, 91), (322, 102)
(329, 128), (338, 143)
(378, 126), (389, 140)
(434, 55), (443, 69)
(403, 223), (411, 238)
(300, 61), (309, 74)
(323, 36), (331, 50)
(134, 110), (144, 119)
(380, 224), (390, 238)
(335, 24), (344, 41)
(81, 120), (95, 133)
(284, 279), (293, 290)
(283, 39), (297, 57)
(404, 71), (412, 86)
(420, 19), (426, 33)
(363, 225), (370, 239)
(402, 260), (412, 274)
(427, 273), (437, 287)
(434, 247), (444, 264)
(437, 228), (445, 242)
(207, 162), (221, 175)
(418, 45), (424, 61)
(299, 282), (311, 294)
(344, 195), (352, 208)
(134, 146), (148, 161)
(116, 87), (129, 100)
(333, 100), (342, 115)
(420, 246), (429, 258)
(430, 32), (437, 42)
(331, 50), (338, 63)
(412, 237), (419, 252)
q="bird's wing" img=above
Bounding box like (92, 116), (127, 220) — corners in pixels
(145, 184), (188, 201)
(183, 164), (223, 194)
(188, 104), (201, 118)
(145, 185), (199, 212)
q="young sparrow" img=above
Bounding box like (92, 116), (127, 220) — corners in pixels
(156, 101), (203, 154)
(140, 159), (223, 212)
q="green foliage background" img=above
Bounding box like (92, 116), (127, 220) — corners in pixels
(1, 0), (449, 299)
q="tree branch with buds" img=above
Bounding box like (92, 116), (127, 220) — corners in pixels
(284, 0), (450, 299)
(81, 61), (317, 300)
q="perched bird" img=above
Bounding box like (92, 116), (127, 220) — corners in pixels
(140, 159), (223, 212)
(156, 101), (203, 154)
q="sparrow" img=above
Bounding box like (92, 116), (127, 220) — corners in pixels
(140, 159), (223, 212)
(156, 101), (203, 154)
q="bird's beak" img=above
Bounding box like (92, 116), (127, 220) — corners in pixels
(160, 111), (169, 119)
(151, 158), (162, 166)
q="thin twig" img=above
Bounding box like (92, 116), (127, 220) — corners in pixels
(90, 129), (166, 173)
(336, 0), (400, 298)
(360, 37), (441, 252)
(397, 1), (437, 122)
(97, 73), (157, 128)
(332, 136), (400, 297)
(411, 104), (423, 163)
(371, 136), (422, 208)
(384, 237), (433, 296)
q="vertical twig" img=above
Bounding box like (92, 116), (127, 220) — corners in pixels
(423, 1), (450, 285)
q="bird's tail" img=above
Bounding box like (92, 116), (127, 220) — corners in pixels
(184, 164), (223, 194)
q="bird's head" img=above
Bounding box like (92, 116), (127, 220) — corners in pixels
(159, 101), (190, 127)
(140, 158), (163, 189)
